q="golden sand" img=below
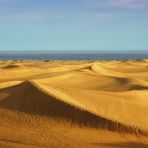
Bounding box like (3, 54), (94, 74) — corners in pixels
(0, 60), (148, 148)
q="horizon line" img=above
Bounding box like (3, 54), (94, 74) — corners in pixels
(0, 49), (148, 53)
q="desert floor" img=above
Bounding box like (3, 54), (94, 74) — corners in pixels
(0, 60), (148, 148)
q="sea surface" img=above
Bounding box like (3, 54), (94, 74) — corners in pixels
(0, 51), (148, 60)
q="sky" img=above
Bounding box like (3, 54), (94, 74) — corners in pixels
(0, 0), (148, 51)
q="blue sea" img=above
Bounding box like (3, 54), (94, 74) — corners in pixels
(0, 51), (148, 60)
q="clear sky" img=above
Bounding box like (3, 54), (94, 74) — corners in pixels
(0, 0), (148, 51)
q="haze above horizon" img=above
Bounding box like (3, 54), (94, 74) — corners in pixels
(0, 0), (148, 51)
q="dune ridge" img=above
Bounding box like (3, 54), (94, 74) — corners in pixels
(0, 80), (143, 135)
(0, 60), (148, 147)
(34, 81), (148, 132)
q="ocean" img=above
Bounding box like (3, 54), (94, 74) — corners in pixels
(0, 51), (148, 60)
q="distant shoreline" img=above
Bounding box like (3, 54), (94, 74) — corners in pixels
(1, 51), (148, 61)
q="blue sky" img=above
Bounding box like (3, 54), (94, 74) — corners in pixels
(0, 0), (148, 51)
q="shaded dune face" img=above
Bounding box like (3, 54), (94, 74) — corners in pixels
(0, 81), (141, 134)
(89, 63), (148, 91)
(2, 64), (20, 69)
(105, 77), (148, 91)
(44, 71), (148, 92)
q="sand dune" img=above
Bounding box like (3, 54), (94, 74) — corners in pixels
(0, 60), (148, 147)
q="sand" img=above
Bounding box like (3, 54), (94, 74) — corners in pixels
(0, 60), (148, 148)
